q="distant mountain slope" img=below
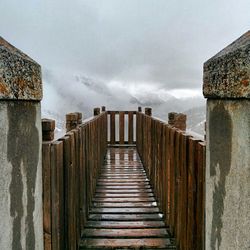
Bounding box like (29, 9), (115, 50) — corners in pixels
(41, 69), (206, 138)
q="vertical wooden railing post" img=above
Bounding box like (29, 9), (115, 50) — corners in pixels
(42, 119), (55, 141)
(0, 37), (44, 249)
(66, 113), (78, 132)
(101, 106), (106, 112)
(168, 112), (187, 131)
(138, 106), (142, 112)
(94, 107), (100, 116)
(203, 31), (250, 250)
(145, 107), (152, 116)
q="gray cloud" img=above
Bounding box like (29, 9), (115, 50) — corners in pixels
(0, 0), (249, 90)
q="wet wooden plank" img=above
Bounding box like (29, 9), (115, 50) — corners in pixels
(95, 193), (154, 198)
(92, 202), (158, 208)
(85, 220), (166, 229)
(95, 189), (152, 193)
(90, 207), (160, 214)
(92, 197), (155, 203)
(96, 185), (151, 189)
(97, 179), (149, 183)
(88, 213), (163, 221)
(83, 228), (168, 238)
(80, 238), (173, 249)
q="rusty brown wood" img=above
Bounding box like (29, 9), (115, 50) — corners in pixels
(42, 142), (52, 250)
(128, 111), (134, 144)
(50, 141), (64, 250)
(135, 111), (206, 250)
(80, 147), (176, 249)
(119, 111), (125, 144)
(110, 111), (116, 144)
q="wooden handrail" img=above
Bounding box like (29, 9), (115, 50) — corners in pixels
(42, 111), (108, 249)
(136, 111), (206, 250)
(107, 110), (136, 145)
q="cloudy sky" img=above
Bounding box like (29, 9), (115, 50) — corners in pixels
(0, 0), (249, 98)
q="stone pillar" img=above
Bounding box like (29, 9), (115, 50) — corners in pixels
(203, 31), (250, 250)
(168, 112), (187, 131)
(145, 107), (152, 116)
(94, 107), (100, 116)
(0, 37), (43, 249)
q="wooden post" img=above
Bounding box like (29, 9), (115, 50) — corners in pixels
(94, 107), (100, 116)
(145, 107), (152, 116)
(66, 113), (78, 132)
(168, 112), (187, 131)
(101, 106), (106, 112)
(75, 112), (83, 124)
(138, 106), (142, 112)
(42, 119), (55, 141)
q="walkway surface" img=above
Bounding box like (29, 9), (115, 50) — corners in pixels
(80, 147), (176, 249)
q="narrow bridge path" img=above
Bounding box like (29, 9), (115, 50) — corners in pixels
(80, 147), (176, 249)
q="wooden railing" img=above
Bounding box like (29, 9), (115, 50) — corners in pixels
(136, 111), (206, 250)
(42, 107), (206, 250)
(107, 111), (136, 144)
(42, 111), (107, 250)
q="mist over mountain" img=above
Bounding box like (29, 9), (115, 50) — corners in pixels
(42, 69), (206, 137)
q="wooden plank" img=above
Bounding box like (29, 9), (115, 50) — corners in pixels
(89, 213), (163, 221)
(92, 202), (157, 208)
(82, 228), (168, 238)
(85, 220), (165, 229)
(90, 207), (160, 214)
(94, 193), (154, 198)
(119, 111), (125, 144)
(80, 238), (173, 249)
(110, 112), (116, 144)
(128, 112), (134, 144)
(50, 141), (64, 250)
(42, 142), (51, 250)
(196, 142), (206, 250)
(92, 197), (155, 202)
(95, 189), (152, 193)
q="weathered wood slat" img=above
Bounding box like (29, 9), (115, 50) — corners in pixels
(136, 111), (205, 250)
(92, 202), (157, 208)
(85, 220), (166, 229)
(128, 112), (134, 144)
(42, 143), (51, 250)
(81, 147), (175, 249)
(83, 228), (168, 238)
(80, 238), (174, 249)
(119, 111), (125, 144)
(110, 112), (116, 144)
(90, 207), (160, 214)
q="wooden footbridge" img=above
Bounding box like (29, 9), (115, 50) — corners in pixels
(42, 107), (205, 250)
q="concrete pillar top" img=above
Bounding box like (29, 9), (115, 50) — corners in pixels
(0, 37), (42, 101)
(203, 31), (250, 99)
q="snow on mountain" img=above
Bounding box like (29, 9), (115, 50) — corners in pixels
(41, 68), (206, 138)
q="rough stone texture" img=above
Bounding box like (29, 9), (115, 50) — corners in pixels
(206, 99), (250, 250)
(0, 37), (42, 100)
(0, 101), (43, 250)
(203, 31), (250, 98)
